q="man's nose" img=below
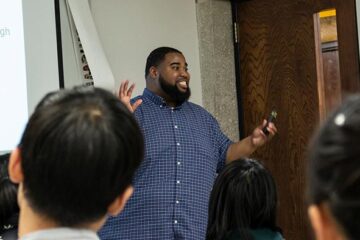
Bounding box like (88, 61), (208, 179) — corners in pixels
(180, 69), (189, 78)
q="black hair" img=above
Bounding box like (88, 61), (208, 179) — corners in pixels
(145, 46), (182, 78)
(18, 86), (144, 227)
(307, 95), (360, 240)
(0, 153), (19, 229)
(206, 158), (278, 240)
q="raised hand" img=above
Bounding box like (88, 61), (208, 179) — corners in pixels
(118, 80), (142, 113)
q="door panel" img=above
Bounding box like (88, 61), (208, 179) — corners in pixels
(232, 0), (359, 239)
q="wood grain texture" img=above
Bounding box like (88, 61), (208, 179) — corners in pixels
(335, 0), (360, 94)
(233, 0), (360, 239)
(322, 48), (341, 114)
(235, 1), (320, 239)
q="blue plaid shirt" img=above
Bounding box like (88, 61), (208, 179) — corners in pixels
(99, 89), (232, 240)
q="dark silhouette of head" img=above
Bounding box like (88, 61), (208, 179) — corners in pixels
(14, 87), (144, 227)
(307, 95), (360, 240)
(206, 158), (278, 240)
(0, 153), (18, 230)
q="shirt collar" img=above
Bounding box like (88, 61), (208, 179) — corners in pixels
(143, 88), (165, 106)
(142, 88), (186, 109)
(21, 227), (99, 240)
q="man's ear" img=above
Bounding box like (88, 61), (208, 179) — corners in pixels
(308, 204), (344, 240)
(149, 66), (158, 79)
(8, 147), (24, 183)
(107, 186), (134, 217)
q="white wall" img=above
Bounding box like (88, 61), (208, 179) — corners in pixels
(23, 0), (59, 113)
(0, 0), (59, 153)
(88, 0), (203, 105)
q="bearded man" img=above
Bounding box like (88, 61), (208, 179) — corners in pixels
(99, 47), (277, 240)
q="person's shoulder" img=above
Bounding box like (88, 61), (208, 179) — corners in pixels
(130, 95), (144, 106)
(185, 101), (218, 123)
(223, 228), (284, 240)
(186, 101), (211, 114)
(251, 228), (284, 240)
(131, 95), (143, 102)
(186, 101), (202, 108)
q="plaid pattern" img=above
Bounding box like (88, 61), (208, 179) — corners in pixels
(99, 89), (232, 240)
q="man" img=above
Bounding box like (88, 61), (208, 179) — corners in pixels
(99, 47), (277, 239)
(8, 87), (144, 240)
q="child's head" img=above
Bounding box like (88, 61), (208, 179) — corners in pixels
(307, 95), (360, 240)
(207, 158), (278, 240)
(9, 87), (144, 229)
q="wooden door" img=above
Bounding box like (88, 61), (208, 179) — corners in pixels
(231, 0), (360, 239)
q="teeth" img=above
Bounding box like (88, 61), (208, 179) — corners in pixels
(178, 81), (187, 87)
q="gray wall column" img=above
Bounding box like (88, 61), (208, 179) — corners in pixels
(196, 0), (239, 141)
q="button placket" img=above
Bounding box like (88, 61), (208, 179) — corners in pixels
(172, 106), (183, 229)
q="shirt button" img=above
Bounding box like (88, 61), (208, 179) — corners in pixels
(177, 161), (181, 165)
(177, 180), (180, 184)
(174, 220), (178, 224)
(174, 125), (178, 129)
(176, 143), (180, 146)
(176, 200), (179, 204)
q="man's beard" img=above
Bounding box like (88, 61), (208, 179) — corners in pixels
(159, 74), (191, 105)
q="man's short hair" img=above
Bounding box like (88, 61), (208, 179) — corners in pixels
(19, 87), (144, 226)
(145, 46), (182, 78)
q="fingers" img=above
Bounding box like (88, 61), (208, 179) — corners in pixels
(257, 119), (268, 137)
(118, 80), (140, 113)
(123, 80), (129, 95)
(262, 123), (277, 139)
(261, 119), (267, 128)
(258, 119), (278, 138)
(128, 83), (135, 96)
(267, 122), (277, 136)
(119, 80), (136, 97)
(131, 99), (143, 112)
(119, 80), (129, 97)
(251, 121), (278, 148)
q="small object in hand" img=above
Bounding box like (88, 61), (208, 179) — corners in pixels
(262, 110), (277, 135)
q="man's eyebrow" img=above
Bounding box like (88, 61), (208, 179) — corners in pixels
(170, 62), (188, 67)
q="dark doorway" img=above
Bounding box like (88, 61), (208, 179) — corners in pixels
(231, 0), (360, 239)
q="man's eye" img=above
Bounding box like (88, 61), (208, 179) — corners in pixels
(173, 66), (179, 70)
